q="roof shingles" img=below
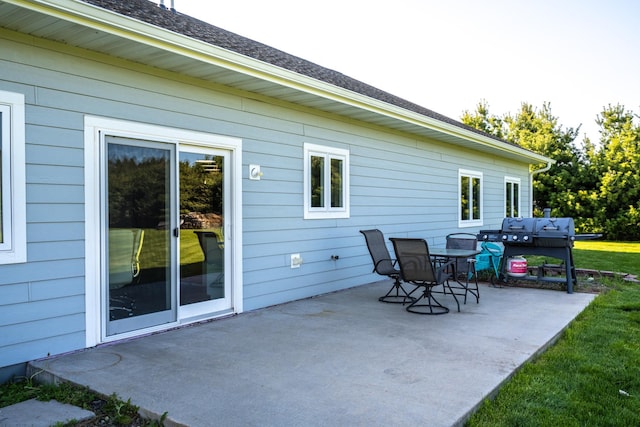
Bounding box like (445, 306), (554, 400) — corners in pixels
(81, 0), (502, 141)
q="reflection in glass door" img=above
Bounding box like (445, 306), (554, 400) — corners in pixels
(179, 150), (229, 314)
(106, 136), (176, 336)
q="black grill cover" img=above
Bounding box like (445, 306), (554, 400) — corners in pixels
(500, 217), (575, 247)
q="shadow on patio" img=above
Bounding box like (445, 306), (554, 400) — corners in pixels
(29, 281), (595, 426)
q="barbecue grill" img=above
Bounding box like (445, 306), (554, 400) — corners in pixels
(479, 216), (577, 293)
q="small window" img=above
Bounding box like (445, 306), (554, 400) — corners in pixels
(505, 177), (521, 218)
(304, 143), (349, 219)
(459, 169), (483, 227)
(0, 90), (26, 264)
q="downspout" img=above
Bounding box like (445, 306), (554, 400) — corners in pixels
(529, 161), (553, 217)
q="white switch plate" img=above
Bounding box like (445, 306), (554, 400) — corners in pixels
(290, 253), (302, 268)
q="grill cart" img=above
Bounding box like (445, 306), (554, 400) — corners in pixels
(479, 216), (578, 293)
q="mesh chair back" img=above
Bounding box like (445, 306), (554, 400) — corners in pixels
(390, 238), (438, 283)
(360, 229), (397, 276)
(446, 233), (478, 273)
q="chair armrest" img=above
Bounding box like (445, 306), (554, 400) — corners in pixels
(374, 258), (393, 267)
(435, 260), (455, 283)
(373, 258), (398, 273)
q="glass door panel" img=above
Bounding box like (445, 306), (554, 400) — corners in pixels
(179, 150), (229, 313)
(106, 136), (176, 336)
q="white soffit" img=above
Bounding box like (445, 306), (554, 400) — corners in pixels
(0, 0), (551, 165)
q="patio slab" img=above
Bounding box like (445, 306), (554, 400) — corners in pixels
(28, 282), (595, 426)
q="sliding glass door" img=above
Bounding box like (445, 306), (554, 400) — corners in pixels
(178, 148), (230, 318)
(105, 136), (176, 335)
(104, 137), (231, 336)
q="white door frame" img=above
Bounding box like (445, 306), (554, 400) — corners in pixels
(84, 116), (243, 346)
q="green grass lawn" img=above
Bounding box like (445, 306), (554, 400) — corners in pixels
(573, 240), (640, 275)
(137, 228), (221, 269)
(467, 241), (640, 426)
(0, 380), (166, 426)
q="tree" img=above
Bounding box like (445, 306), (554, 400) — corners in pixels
(589, 105), (640, 240)
(461, 99), (506, 139)
(462, 101), (582, 217)
(504, 103), (583, 218)
(463, 101), (640, 240)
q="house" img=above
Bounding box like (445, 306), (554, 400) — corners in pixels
(0, 0), (552, 381)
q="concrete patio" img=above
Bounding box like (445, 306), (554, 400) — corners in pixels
(28, 281), (595, 426)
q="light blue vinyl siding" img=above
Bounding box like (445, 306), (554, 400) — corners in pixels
(29, 277), (85, 302)
(28, 241), (84, 262)
(27, 222), (84, 242)
(1, 294), (84, 327)
(28, 183), (84, 204)
(2, 333), (86, 374)
(0, 29), (532, 370)
(0, 259), (84, 286)
(26, 138), (83, 164)
(2, 313), (85, 348)
(0, 283), (29, 306)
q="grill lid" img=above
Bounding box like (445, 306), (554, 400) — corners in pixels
(500, 217), (534, 244)
(533, 217), (575, 237)
(499, 217), (575, 245)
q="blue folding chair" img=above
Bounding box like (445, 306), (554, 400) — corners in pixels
(476, 241), (503, 286)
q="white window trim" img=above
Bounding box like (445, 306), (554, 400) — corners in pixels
(504, 176), (521, 218)
(303, 143), (350, 219)
(0, 91), (26, 264)
(458, 168), (483, 228)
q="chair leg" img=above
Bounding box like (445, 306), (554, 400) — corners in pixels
(378, 277), (417, 304)
(431, 271), (461, 312)
(451, 261), (480, 307)
(406, 286), (449, 315)
(443, 280), (460, 312)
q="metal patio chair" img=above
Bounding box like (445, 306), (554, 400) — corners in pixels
(390, 238), (457, 314)
(445, 233), (480, 304)
(360, 229), (416, 304)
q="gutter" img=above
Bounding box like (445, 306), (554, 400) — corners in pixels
(529, 161), (554, 216)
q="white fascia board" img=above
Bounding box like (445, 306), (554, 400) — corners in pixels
(12, 0), (552, 165)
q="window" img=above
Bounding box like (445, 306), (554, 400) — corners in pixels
(505, 177), (521, 218)
(304, 143), (349, 219)
(458, 169), (482, 227)
(0, 90), (26, 264)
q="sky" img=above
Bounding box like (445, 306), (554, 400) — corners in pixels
(161, 0), (640, 145)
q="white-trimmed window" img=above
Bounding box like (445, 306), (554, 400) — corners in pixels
(458, 169), (483, 227)
(505, 176), (521, 218)
(0, 90), (26, 264)
(304, 143), (349, 219)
